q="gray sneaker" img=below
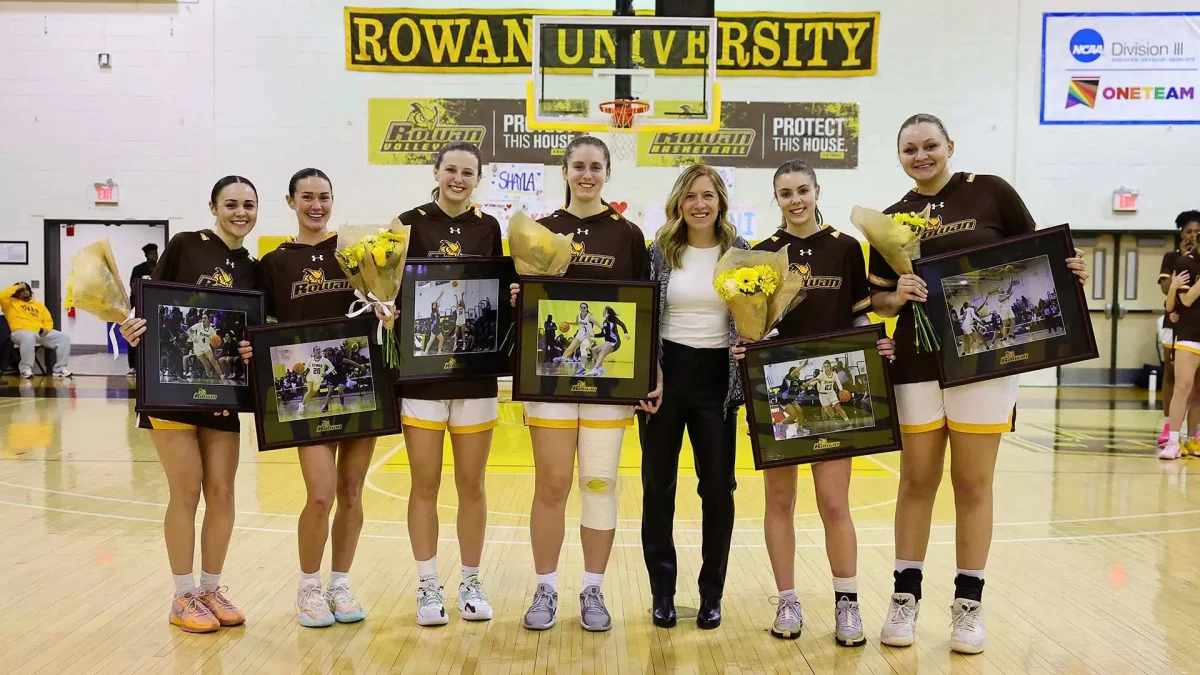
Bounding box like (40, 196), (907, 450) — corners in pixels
(579, 585), (612, 632)
(522, 583), (558, 630)
(770, 594), (803, 639)
(835, 596), (866, 647)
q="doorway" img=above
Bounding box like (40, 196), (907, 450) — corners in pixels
(1061, 231), (1175, 386)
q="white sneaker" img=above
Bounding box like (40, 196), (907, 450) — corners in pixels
(327, 583), (366, 623)
(1159, 440), (1182, 460)
(834, 596), (866, 647)
(879, 593), (920, 647)
(53, 369), (72, 378)
(457, 575), (493, 621)
(415, 578), (449, 626)
(949, 599), (985, 654)
(296, 584), (335, 628)
(19, 368), (32, 379)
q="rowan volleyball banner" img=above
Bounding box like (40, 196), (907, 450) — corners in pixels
(345, 8), (879, 77)
(1041, 12), (1200, 124)
(367, 98), (586, 165)
(636, 102), (859, 169)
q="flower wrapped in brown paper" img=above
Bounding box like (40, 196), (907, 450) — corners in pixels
(508, 211), (574, 276)
(65, 238), (131, 324)
(712, 245), (807, 342)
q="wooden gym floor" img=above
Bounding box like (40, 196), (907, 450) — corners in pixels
(0, 377), (1197, 674)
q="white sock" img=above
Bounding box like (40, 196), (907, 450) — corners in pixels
(536, 571), (557, 591)
(328, 571), (350, 589)
(462, 564), (480, 582)
(582, 571), (604, 590)
(1178, 430), (1187, 443)
(173, 573), (197, 596)
(833, 576), (858, 594)
(416, 556), (438, 583)
(199, 571), (220, 593)
(956, 568), (984, 580)
(895, 559), (924, 573)
(778, 588), (798, 601)
(300, 571), (321, 590)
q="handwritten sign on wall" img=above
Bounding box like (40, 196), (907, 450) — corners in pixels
(489, 163), (544, 202)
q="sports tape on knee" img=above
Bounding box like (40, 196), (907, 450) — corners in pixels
(576, 426), (622, 530)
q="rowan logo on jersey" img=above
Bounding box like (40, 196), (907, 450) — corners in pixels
(197, 267), (234, 288)
(431, 240), (462, 256)
(920, 217), (977, 241)
(568, 241), (615, 268)
(812, 437), (842, 451)
(291, 268), (351, 299)
(192, 388), (218, 401)
(789, 263), (843, 290)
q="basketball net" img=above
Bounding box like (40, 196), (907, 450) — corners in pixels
(600, 100), (649, 161)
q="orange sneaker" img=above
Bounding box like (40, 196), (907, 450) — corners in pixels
(169, 592), (220, 633)
(199, 586), (246, 627)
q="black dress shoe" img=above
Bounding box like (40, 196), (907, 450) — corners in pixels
(697, 597), (721, 629)
(651, 596), (677, 628)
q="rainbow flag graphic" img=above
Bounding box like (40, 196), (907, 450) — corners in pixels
(1066, 77), (1100, 108)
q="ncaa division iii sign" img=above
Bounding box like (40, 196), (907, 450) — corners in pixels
(1041, 12), (1198, 125)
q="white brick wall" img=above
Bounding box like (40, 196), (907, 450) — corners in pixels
(1, 0), (1191, 292)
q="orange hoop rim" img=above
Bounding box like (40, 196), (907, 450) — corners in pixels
(599, 100), (651, 129)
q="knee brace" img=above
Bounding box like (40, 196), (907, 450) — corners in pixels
(576, 425), (623, 531)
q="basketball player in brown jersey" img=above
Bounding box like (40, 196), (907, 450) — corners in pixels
(249, 168), (377, 628)
(119, 176), (259, 634)
(509, 136), (648, 633)
(869, 114), (1087, 654)
(737, 160), (894, 646)
(395, 141), (503, 626)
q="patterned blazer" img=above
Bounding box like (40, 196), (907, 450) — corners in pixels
(647, 236), (751, 417)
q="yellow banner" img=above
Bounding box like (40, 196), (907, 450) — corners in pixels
(345, 8), (879, 77)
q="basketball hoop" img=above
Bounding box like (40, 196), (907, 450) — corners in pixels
(599, 99), (650, 160)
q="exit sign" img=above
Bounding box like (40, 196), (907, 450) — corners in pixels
(1112, 189), (1138, 213)
(94, 181), (119, 205)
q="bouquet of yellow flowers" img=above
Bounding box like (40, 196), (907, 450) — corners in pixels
(712, 246), (807, 341)
(849, 203), (939, 352)
(508, 211), (574, 276)
(334, 219), (412, 368)
(64, 238), (133, 358)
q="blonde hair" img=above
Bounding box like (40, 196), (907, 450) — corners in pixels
(655, 164), (737, 269)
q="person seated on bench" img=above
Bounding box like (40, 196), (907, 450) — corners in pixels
(0, 282), (72, 379)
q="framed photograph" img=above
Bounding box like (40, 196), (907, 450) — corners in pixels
(913, 224), (1098, 387)
(512, 277), (659, 405)
(247, 316), (400, 451)
(394, 257), (516, 382)
(0, 241), (29, 265)
(741, 325), (901, 470)
(135, 280), (264, 414)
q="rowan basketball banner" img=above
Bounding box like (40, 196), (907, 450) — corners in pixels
(345, 8), (879, 77)
(367, 98), (585, 165)
(636, 102), (859, 169)
(1041, 12), (1200, 124)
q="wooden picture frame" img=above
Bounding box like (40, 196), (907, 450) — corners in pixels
(135, 280), (264, 414)
(741, 325), (901, 470)
(247, 316), (400, 451)
(512, 277), (660, 405)
(913, 224), (1099, 387)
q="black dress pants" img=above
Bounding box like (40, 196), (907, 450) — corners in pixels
(638, 340), (737, 600)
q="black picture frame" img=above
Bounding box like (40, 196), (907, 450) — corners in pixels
(0, 241), (29, 265)
(512, 277), (660, 405)
(393, 256), (516, 382)
(135, 280), (264, 414)
(247, 316), (400, 451)
(741, 325), (901, 470)
(913, 224), (1099, 387)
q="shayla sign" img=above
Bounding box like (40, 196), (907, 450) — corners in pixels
(345, 8), (879, 76)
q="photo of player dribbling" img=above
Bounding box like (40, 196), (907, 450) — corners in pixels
(412, 278), (500, 356)
(156, 305), (248, 386)
(764, 351), (875, 441)
(536, 300), (637, 379)
(941, 254), (1067, 358)
(269, 336), (377, 423)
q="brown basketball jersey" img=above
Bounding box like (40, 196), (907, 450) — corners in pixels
(400, 202), (503, 259)
(255, 233), (356, 323)
(868, 172), (1038, 385)
(753, 226), (871, 338)
(1173, 251), (1200, 343)
(1162, 249), (1181, 331)
(398, 202), (504, 401)
(538, 206), (648, 281)
(151, 229), (256, 289)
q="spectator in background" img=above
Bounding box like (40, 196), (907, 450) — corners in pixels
(1158, 211), (1200, 449)
(128, 243), (159, 375)
(0, 281), (72, 378)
